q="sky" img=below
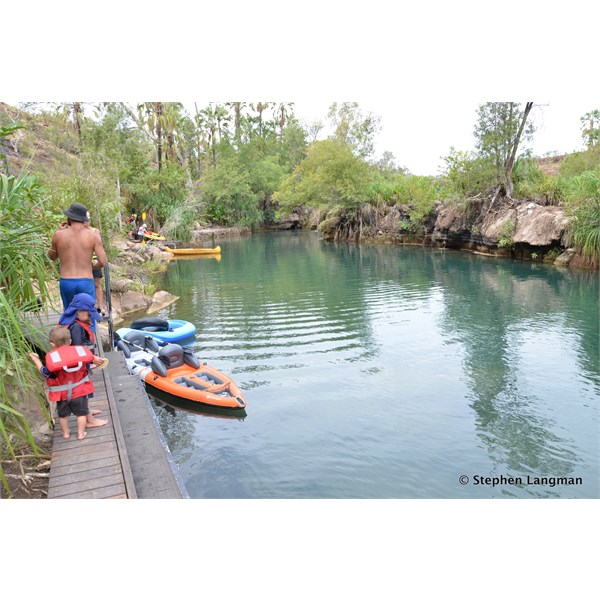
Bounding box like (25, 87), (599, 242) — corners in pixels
(290, 100), (596, 175)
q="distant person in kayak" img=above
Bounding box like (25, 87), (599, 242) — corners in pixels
(48, 202), (108, 311)
(29, 326), (107, 440)
(58, 292), (108, 429)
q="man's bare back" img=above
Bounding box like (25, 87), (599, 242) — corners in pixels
(49, 221), (107, 278)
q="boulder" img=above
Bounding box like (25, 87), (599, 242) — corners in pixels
(513, 203), (570, 246)
(554, 248), (576, 267)
(147, 290), (179, 314)
(112, 290), (151, 315)
(432, 196), (572, 252)
(110, 278), (132, 294)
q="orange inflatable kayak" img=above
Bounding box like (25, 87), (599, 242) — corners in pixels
(116, 331), (246, 410)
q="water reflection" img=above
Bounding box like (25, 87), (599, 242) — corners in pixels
(435, 254), (598, 492)
(149, 233), (598, 498)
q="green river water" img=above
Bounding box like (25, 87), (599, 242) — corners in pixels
(143, 231), (599, 498)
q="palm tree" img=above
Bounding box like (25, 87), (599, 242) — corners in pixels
(250, 102), (271, 140)
(161, 103), (186, 166)
(213, 104), (231, 144)
(227, 101), (245, 143)
(72, 102), (84, 151)
(275, 102), (294, 140)
(138, 102), (167, 171)
(198, 106), (219, 167)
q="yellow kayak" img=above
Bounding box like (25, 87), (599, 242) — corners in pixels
(144, 230), (166, 241)
(164, 245), (221, 255)
(165, 254), (222, 262)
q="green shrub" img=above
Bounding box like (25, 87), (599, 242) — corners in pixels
(0, 171), (52, 496)
(497, 219), (515, 248)
(200, 158), (262, 228)
(561, 170), (600, 260)
(559, 148), (600, 177)
(441, 148), (497, 197)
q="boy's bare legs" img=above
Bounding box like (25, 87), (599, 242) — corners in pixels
(77, 415), (87, 440)
(59, 417), (71, 439)
(86, 414), (107, 428)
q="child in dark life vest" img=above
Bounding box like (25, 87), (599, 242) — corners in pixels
(59, 292), (101, 349)
(29, 326), (107, 440)
(58, 292), (108, 428)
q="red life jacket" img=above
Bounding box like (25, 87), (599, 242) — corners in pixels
(45, 345), (94, 401)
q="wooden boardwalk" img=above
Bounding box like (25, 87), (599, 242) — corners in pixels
(47, 353), (137, 499)
(25, 308), (184, 499)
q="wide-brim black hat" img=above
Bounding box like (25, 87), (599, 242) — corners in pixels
(63, 202), (90, 222)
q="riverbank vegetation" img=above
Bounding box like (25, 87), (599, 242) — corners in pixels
(0, 101), (598, 494)
(1, 101), (598, 261)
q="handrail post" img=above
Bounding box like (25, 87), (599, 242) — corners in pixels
(104, 263), (114, 348)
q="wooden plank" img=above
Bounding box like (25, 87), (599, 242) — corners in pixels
(50, 483), (127, 499)
(53, 434), (114, 452)
(50, 455), (121, 478)
(100, 351), (137, 499)
(51, 439), (118, 459)
(50, 446), (120, 469)
(53, 424), (113, 441)
(49, 463), (124, 489)
(48, 472), (125, 497)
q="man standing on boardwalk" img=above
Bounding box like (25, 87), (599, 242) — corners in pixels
(48, 202), (108, 311)
(48, 202), (108, 429)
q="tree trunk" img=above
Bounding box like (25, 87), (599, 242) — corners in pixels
(155, 102), (163, 172)
(73, 102), (83, 152)
(116, 176), (122, 227)
(194, 102), (202, 174)
(234, 102), (241, 142)
(504, 102), (534, 198)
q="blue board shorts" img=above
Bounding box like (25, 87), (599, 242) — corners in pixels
(59, 278), (96, 311)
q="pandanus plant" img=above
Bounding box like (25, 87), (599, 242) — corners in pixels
(0, 170), (55, 496)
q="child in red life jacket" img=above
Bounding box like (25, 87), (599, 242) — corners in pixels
(29, 326), (106, 440)
(59, 292), (109, 428)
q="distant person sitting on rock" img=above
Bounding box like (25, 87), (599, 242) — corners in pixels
(137, 223), (148, 241)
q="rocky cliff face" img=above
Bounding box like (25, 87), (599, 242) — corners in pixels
(293, 194), (589, 267)
(431, 195), (571, 261)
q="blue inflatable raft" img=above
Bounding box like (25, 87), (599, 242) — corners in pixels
(116, 317), (196, 344)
